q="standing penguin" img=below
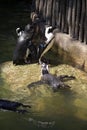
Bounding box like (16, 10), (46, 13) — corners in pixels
(13, 24), (34, 65)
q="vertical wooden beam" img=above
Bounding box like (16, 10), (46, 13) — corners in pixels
(39, 0), (44, 15)
(56, 0), (61, 29)
(58, 0), (62, 30)
(46, 0), (53, 25)
(52, 0), (56, 26)
(35, 0), (40, 12)
(75, 0), (81, 40)
(67, 0), (73, 36)
(79, 0), (85, 42)
(55, 0), (60, 27)
(64, 0), (69, 33)
(43, 0), (47, 20)
(61, 0), (66, 32)
(85, 0), (87, 44)
(72, 0), (77, 38)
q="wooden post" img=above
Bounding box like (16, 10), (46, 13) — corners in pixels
(79, 0), (85, 42)
(46, 0), (53, 25)
(43, 0), (47, 20)
(75, 0), (81, 40)
(61, 0), (66, 32)
(39, 0), (44, 15)
(72, 0), (77, 38)
(35, 0), (40, 12)
(64, 0), (69, 33)
(58, 0), (62, 30)
(67, 0), (73, 36)
(55, 0), (60, 27)
(86, 0), (87, 44)
(32, 0), (86, 44)
(52, 0), (56, 26)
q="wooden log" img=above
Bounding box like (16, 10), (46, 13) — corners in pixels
(32, 0), (86, 44)
(43, 0), (47, 20)
(84, 0), (87, 44)
(86, 0), (87, 44)
(61, 0), (66, 32)
(56, 0), (61, 29)
(58, 0), (62, 30)
(67, 0), (73, 36)
(35, 0), (40, 12)
(52, 0), (56, 26)
(72, 0), (77, 38)
(39, 0), (44, 15)
(55, 0), (60, 26)
(64, 0), (69, 33)
(84, 16), (86, 44)
(79, 0), (85, 42)
(75, 0), (81, 40)
(46, 0), (53, 25)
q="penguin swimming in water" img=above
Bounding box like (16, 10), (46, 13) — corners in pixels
(27, 61), (75, 92)
(40, 62), (75, 91)
(0, 99), (31, 113)
(41, 63), (73, 91)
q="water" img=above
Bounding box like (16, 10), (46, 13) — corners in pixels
(0, 1), (87, 130)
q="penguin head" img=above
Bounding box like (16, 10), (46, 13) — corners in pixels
(16, 27), (23, 37)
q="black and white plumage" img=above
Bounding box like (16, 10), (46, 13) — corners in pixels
(13, 24), (35, 65)
(41, 62), (49, 76)
(27, 62), (75, 91)
(16, 27), (24, 37)
(40, 62), (75, 91)
(45, 26), (54, 44)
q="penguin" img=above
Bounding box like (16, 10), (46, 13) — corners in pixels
(40, 62), (75, 91)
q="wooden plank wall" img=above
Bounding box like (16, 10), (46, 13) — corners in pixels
(32, 0), (87, 44)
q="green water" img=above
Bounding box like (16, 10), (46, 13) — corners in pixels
(0, 1), (87, 130)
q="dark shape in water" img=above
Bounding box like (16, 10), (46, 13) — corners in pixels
(0, 99), (31, 114)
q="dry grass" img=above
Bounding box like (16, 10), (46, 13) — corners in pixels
(1, 61), (87, 120)
(1, 61), (87, 97)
